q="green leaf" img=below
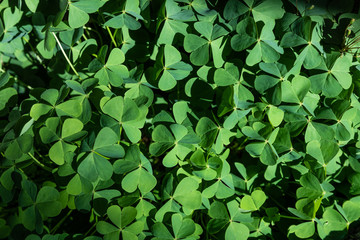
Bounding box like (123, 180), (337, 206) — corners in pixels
(214, 62), (240, 86)
(343, 197), (360, 222)
(149, 125), (175, 156)
(303, 44), (321, 69)
(281, 75), (310, 103)
(107, 48), (125, 65)
(62, 118), (84, 139)
(268, 106), (284, 127)
(25, 0), (39, 12)
(36, 186), (62, 218)
(248, 0), (285, 25)
(225, 222), (249, 240)
(231, 17), (256, 52)
(321, 208), (347, 233)
(68, 4), (89, 29)
(196, 117), (219, 148)
(305, 122), (335, 143)
(306, 140), (339, 165)
(331, 54), (352, 89)
(3, 7), (22, 30)
(173, 177), (202, 214)
(224, 0), (248, 20)
(240, 190), (267, 211)
(289, 221), (315, 239)
(0, 87), (17, 111)
(172, 214), (196, 239)
(56, 100), (82, 118)
(4, 134), (33, 160)
(44, 30), (56, 52)
(184, 34), (209, 66)
(30, 104), (53, 121)
(121, 167), (157, 194)
(209, 201), (229, 220)
(102, 96), (139, 123)
(78, 153), (113, 182)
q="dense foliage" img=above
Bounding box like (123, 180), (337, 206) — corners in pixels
(1, 0), (360, 239)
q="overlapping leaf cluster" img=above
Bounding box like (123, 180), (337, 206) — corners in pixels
(1, 0), (360, 239)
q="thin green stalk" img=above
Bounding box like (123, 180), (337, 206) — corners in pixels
(279, 215), (303, 220)
(99, 12), (118, 47)
(14, 76), (33, 90)
(106, 26), (118, 47)
(52, 32), (82, 80)
(200, 214), (209, 240)
(347, 35), (360, 46)
(84, 26), (104, 46)
(22, 36), (46, 68)
(267, 194), (290, 213)
(84, 222), (97, 236)
(177, 83), (180, 100)
(113, 29), (119, 39)
(0, 54), (3, 72)
(118, 125), (123, 144)
(50, 209), (73, 234)
(28, 153), (52, 172)
(85, 216), (107, 237)
(93, 150), (110, 160)
(211, 110), (221, 126)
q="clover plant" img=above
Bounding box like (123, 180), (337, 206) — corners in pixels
(1, 0), (360, 239)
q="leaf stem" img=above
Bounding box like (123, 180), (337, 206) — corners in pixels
(50, 209), (73, 234)
(106, 26), (118, 48)
(211, 110), (221, 126)
(93, 151), (110, 160)
(52, 32), (82, 80)
(267, 194), (290, 213)
(28, 152), (52, 172)
(84, 222), (97, 236)
(22, 36), (46, 68)
(279, 215), (303, 220)
(84, 26), (104, 46)
(118, 124), (123, 144)
(99, 11), (118, 47)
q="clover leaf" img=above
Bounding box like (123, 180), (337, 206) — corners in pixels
(96, 205), (143, 240)
(280, 16), (323, 69)
(157, 0), (194, 45)
(231, 17), (283, 66)
(309, 53), (353, 97)
(68, 0), (105, 29)
(150, 124), (199, 167)
(202, 160), (235, 199)
(89, 48), (129, 87)
(240, 190), (267, 211)
(19, 181), (63, 233)
(156, 45), (192, 91)
(155, 177), (202, 221)
(152, 213), (202, 240)
(104, 0), (143, 30)
(243, 123), (279, 165)
(208, 200), (251, 240)
(100, 96), (147, 143)
(120, 145), (157, 194)
(39, 117), (86, 165)
(184, 22), (229, 67)
(78, 127), (125, 182)
(29, 88), (82, 121)
(3, 1), (360, 239)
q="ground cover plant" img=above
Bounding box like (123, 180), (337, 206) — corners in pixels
(1, 0), (360, 239)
